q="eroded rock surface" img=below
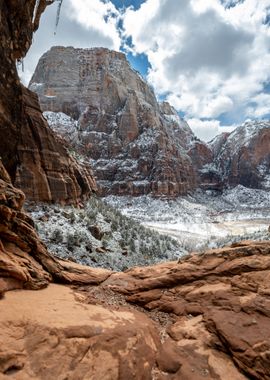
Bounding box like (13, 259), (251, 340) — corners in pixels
(29, 46), (215, 197)
(88, 240), (270, 379)
(0, 284), (160, 380)
(30, 47), (270, 195)
(0, 1), (96, 203)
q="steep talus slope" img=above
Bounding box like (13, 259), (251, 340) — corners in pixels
(30, 46), (212, 197)
(0, 1), (96, 204)
(201, 121), (270, 190)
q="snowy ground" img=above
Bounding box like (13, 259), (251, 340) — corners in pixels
(28, 185), (270, 271)
(105, 185), (270, 252)
(28, 197), (182, 271)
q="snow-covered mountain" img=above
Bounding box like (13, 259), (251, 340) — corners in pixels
(30, 46), (212, 197)
(30, 47), (270, 195)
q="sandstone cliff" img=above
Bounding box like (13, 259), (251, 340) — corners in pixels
(0, 1), (96, 204)
(29, 46), (270, 195)
(213, 121), (270, 189)
(29, 46), (215, 197)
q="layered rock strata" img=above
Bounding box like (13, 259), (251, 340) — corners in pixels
(1, 3), (270, 378)
(30, 46), (270, 194)
(0, 284), (160, 380)
(29, 47), (214, 197)
(102, 240), (270, 379)
(0, 1), (96, 203)
(214, 121), (270, 189)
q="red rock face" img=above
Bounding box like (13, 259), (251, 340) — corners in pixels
(30, 47), (201, 197)
(1, 3), (270, 379)
(0, 1), (96, 204)
(188, 141), (213, 169)
(15, 87), (96, 203)
(35, 47), (270, 196)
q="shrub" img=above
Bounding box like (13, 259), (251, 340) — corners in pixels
(50, 228), (63, 244)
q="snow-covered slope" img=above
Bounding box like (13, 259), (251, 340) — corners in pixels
(43, 111), (79, 144)
(30, 48), (269, 194)
(28, 197), (183, 271)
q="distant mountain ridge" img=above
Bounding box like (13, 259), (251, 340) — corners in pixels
(29, 46), (270, 195)
(200, 121), (270, 191)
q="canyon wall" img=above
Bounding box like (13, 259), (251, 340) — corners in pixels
(0, 1), (96, 204)
(211, 121), (270, 189)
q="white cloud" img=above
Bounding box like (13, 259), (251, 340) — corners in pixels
(123, 0), (270, 123)
(20, 0), (121, 85)
(202, 96), (234, 118)
(20, 0), (270, 141)
(246, 93), (270, 117)
(187, 118), (236, 141)
(67, 0), (121, 50)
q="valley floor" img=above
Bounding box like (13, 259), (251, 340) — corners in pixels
(105, 185), (270, 252)
(143, 218), (269, 247)
(28, 185), (270, 272)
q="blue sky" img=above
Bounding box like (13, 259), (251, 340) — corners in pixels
(21, 0), (270, 141)
(111, 0), (145, 10)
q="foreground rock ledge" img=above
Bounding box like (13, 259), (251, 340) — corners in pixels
(0, 284), (159, 379)
(1, 241), (270, 379)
